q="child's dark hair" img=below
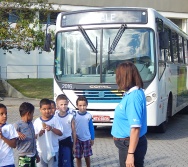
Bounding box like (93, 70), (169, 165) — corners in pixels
(40, 98), (51, 108)
(56, 94), (68, 102)
(50, 100), (56, 106)
(0, 103), (7, 110)
(76, 96), (88, 105)
(19, 102), (34, 117)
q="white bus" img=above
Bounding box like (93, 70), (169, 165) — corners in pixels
(53, 7), (188, 132)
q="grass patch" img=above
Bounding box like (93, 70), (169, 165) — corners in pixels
(7, 78), (53, 99)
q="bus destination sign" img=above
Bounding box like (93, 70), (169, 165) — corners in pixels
(61, 10), (148, 27)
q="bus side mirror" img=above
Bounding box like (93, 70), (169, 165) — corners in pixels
(44, 33), (52, 52)
(159, 32), (169, 49)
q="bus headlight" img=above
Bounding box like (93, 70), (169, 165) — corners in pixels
(146, 96), (152, 102)
(146, 92), (157, 105)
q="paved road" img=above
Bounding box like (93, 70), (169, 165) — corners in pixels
(1, 97), (188, 167)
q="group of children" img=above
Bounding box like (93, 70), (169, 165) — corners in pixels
(0, 95), (95, 167)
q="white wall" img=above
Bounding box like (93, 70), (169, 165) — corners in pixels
(0, 48), (54, 79)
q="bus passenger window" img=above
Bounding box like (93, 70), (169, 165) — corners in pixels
(179, 36), (184, 63)
(184, 40), (188, 64)
(158, 30), (167, 79)
(172, 32), (178, 63)
(165, 29), (172, 62)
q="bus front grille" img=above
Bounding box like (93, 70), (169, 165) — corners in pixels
(74, 90), (123, 103)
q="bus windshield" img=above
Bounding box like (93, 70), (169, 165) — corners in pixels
(55, 27), (155, 83)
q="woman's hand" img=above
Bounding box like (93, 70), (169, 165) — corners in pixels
(126, 154), (135, 167)
(126, 127), (140, 167)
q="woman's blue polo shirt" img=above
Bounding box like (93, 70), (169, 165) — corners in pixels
(111, 86), (147, 138)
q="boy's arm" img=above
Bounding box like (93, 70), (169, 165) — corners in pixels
(14, 122), (26, 140)
(17, 131), (26, 140)
(0, 129), (17, 148)
(71, 119), (76, 151)
(46, 118), (63, 136)
(50, 126), (62, 136)
(89, 118), (95, 146)
(0, 124), (18, 148)
(0, 136), (17, 148)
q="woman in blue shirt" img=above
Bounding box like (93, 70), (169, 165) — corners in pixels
(111, 61), (147, 167)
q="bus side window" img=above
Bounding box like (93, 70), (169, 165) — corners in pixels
(159, 49), (166, 79)
(158, 29), (169, 79)
(172, 32), (179, 63)
(159, 27), (172, 62)
(166, 29), (172, 62)
(184, 40), (188, 64)
(179, 36), (184, 63)
(159, 29), (171, 62)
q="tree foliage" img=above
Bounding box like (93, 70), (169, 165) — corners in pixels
(0, 0), (55, 53)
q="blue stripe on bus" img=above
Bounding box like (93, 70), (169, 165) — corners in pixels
(74, 89), (123, 103)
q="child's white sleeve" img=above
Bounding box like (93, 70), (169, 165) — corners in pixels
(33, 118), (41, 135)
(54, 117), (63, 134)
(9, 124), (18, 139)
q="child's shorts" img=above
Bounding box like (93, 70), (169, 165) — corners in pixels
(75, 139), (93, 158)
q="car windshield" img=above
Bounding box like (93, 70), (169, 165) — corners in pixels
(55, 27), (155, 83)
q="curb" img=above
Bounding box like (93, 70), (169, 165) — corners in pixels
(2, 79), (27, 98)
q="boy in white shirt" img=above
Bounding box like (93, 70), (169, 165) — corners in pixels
(55, 94), (76, 167)
(34, 98), (63, 167)
(0, 103), (18, 167)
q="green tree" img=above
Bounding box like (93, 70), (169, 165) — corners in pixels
(0, 0), (56, 53)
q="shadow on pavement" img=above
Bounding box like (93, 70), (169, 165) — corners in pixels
(95, 126), (112, 138)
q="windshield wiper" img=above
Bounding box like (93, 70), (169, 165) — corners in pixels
(78, 26), (97, 53)
(108, 24), (127, 54)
